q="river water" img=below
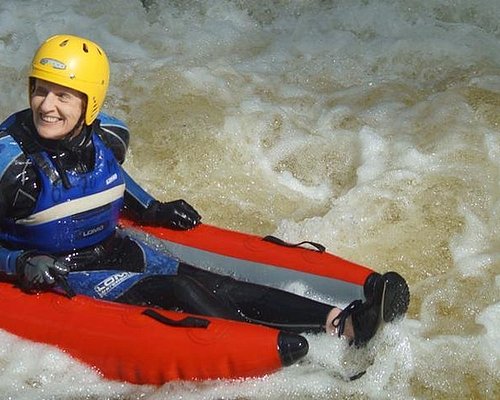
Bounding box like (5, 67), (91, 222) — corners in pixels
(0, 0), (498, 399)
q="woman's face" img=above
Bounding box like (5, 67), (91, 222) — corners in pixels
(30, 79), (86, 140)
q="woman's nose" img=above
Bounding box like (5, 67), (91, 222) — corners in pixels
(39, 92), (57, 110)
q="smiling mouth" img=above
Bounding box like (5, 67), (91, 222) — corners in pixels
(40, 114), (62, 123)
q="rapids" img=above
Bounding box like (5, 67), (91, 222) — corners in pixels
(0, 1), (498, 399)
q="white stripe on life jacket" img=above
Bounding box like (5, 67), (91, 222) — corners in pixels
(16, 184), (126, 226)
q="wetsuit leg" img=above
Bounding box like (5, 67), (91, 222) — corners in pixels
(178, 264), (332, 333)
(116, 273), (244, 321)
(117, 263), (332, 334)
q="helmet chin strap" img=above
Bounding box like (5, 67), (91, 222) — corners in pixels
(62, 104), (87, 143)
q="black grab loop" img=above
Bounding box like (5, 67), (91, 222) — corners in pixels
(262, 235), (326, 253)
(142, 308), (211, 329)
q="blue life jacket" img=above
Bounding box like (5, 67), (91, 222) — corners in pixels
(0, 131), (125, 253)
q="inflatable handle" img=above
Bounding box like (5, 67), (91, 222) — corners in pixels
(262, 236), (326, 253)
(142, 309), (210, 328)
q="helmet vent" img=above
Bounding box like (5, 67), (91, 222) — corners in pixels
(91, 97), (98, 114)
(82, 43), (88, 53)
(59, 39), (69, 47)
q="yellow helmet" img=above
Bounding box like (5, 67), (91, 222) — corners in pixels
(29, 34), (110, 125)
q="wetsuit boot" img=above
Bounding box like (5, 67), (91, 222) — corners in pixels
(332, 271), (410, 346)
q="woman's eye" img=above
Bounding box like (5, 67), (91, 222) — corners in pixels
(33, 87), (47, 96)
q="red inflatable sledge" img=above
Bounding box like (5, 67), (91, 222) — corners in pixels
(0, 218), (375, 385)
(120, 217), (373, 305)
(0, 282), (303, 384)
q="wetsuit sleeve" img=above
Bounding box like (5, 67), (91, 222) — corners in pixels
(121, 166), (156, 217)
(0, 165), (23, 276)
(96, 113), (130, 164)
(95, 113), (158, 219)
(0, 185), (22, 275)
(0, 113), (17, 131)
(0, 114), (34, 276)
(0, 246), (22, 275)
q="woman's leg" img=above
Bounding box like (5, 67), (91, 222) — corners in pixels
(116, 273), (246, 321)
(116, 263), (334, 333)
(180, 265), (410, 345)
(117, 264), (410, 345)
(176, 264), (333, 333)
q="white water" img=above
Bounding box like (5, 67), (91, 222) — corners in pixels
(0, 0), (499, 399)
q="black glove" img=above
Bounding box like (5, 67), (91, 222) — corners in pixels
(142, 199), (202, 230)
(16, 252), (71, 292)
